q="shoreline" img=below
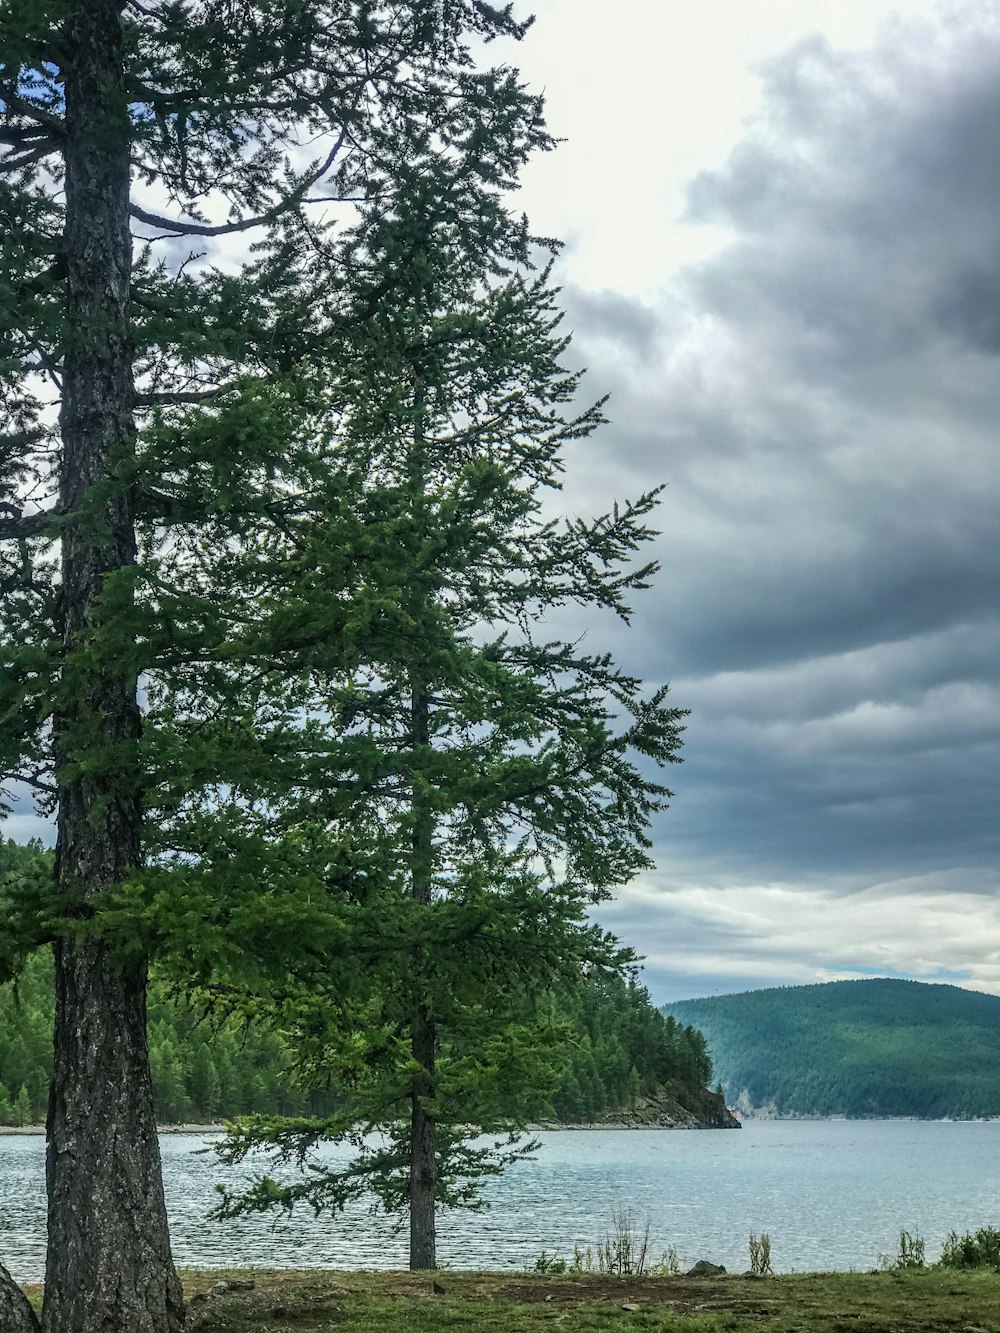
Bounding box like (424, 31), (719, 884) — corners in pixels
(5, 1115), (1000, 1136)
(0, 1123), (227, 1136)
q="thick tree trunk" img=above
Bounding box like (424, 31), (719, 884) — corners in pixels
(42, 2), (184, 1330)
(0, 1262), (38, 1333)
(44, 945), (183, 1333)
(409, 677), (437, 1271)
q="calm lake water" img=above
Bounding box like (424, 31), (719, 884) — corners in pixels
(1, 1120), (999, 1282)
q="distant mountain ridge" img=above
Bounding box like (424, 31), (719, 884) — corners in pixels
(662, 978), (1000, 1120)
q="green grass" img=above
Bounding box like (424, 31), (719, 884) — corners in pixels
(165, 1267), (1000, 1333)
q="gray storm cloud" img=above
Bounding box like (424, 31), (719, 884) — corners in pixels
(557, 4), (1000, 998)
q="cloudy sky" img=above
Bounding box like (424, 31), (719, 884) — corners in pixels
(7, 2), (997, 1005)
(502, 0), (1000, 1000)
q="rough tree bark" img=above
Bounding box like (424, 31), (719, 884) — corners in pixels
(409, 1007), (437, 1272)
(408, 675), (437, 1272)
(41, 2), (184, 1330)
(0, 1261), (38, 1333)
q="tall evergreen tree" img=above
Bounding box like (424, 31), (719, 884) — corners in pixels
(152, 188), (687, 1268)
(0, 3), (552, 1326)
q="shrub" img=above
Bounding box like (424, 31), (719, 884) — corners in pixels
(571, 1244), (594, 1274)
(940, 1227), (1000, 1271)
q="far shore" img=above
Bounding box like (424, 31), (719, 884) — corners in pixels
(2, 1121), (738, 1136)
(0, 1123), (227, 1136)
(3, 1122), (723, 1136)
(5, 1114), (1000, 1137)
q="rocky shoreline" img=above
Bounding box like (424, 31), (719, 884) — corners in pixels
(593, 1087), (741, 1130)
(536, 1087), (741, 1131)
(2, 1092), (742, 1137)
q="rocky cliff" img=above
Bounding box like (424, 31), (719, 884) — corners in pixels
(552, 1085), (740, 1130)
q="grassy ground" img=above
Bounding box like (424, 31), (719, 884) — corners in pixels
(94, 1267), (1000, 1332)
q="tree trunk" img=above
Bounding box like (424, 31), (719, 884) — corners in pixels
(42, 2), (184, 1330)
(409, 677), (437, 1271)
(44, 945), (184, 1333)
(0, 1262), (38, 1333)
(409, 1011), (437, 1271)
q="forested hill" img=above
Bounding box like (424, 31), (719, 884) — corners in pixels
(0, 950), (731, 1128)
(663, 979), (1000, 1119)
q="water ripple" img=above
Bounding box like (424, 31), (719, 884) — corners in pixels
(1, 1121), (999, 1284)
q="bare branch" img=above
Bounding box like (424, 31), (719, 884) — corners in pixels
(0, 140), (60, 174)
(0, 506), (58, 541)
(23, 342), (64, 394)
(0, 126), (55, 146)
(128, 203), (260, 238)
(134, 384), (235, 407)
(0, 83), (65, 135)
(124, 0), (167, 17)
(129, 130), (348, 237)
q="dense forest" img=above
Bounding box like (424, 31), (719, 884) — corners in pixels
(551, 974), (713, 1123)
(665, 979), (1000, 1119)
(0, 949), (715, 1127)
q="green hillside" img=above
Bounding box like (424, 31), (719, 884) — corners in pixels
(663, 978), (1000, 1119)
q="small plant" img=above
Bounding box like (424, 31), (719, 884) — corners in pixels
(533, 1213), (678, 1280)
(532, 1243), (594, 1274)
(570, 1244), (594, 1273)
(532, 1250), (567, 1274)
(939, 1226), (1000, 1271)
(880, 1230), (926, 1271)
(597, 1207), (651, 1277)
(749, 1231), (773, 1276)
(650, 1245), (682, 1276)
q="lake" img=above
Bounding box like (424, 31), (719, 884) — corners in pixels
(1, 1120), (999, 1282)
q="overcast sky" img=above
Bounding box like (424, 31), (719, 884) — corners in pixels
(8, 2), (998, 1005)
(502, 0), (1000, 1000)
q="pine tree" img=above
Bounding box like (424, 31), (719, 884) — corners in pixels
(1, 3), (554, 1326)
(148, 1034), (191, 1125)
(626, 1065), (643, 1111)
(166, 188), (688, 1268)
(11, 1084), (31, 1128)
(189, 1043), (221, 1121)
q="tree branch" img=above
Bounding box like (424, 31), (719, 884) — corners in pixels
(129, 202), (268, 238)
(0, 84), (65, 135)
(0, 141), (59, 174)
(124, 0), (168, 18)
(0, 507), (58, 541)
(129, 131), (348, 238)
(0, 126), (55, 146)
(134, 385), (234, 407)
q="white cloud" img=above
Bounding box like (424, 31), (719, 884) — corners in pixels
(599, 872), (1000, 1000)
